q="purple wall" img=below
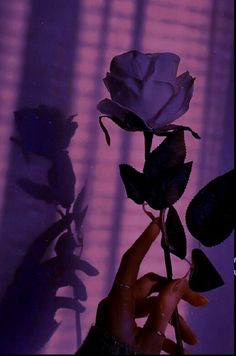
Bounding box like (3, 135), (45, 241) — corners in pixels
(0, 0), (234, 354)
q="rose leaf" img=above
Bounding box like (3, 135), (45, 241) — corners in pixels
(119, 164), (146, 205)
(189, 248), (224, 292)
(186, 169), (234, 247)
(146, 162), (192, 210)
(143, 131), (186, 178)
(163, 205), (187, 259)
(17, 178), (55, 204)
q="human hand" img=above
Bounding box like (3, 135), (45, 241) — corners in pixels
(95, 221), (209, 354)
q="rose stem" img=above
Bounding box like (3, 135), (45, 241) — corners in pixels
(143, 133), (183, 353)
(160, 209), (184, 354)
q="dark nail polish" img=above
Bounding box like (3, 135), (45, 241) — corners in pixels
(199, 295), (209, 305)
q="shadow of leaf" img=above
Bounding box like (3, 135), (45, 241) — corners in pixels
(17, 178), (55, 204)
(0, 214), (98, 354)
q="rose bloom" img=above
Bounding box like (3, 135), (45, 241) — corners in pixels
(97, 50), (195, 133)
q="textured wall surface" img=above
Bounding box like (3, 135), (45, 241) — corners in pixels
(0, 0), (234, 354)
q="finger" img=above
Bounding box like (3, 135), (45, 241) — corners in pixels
(135, 277), (208, 318)
(162, 338), (190, 355)
(135, 297), (198, 345)
(136, 279), (187, 354)
(113, 221), (160, 288)
(182, 286), (209, 307)
(173, 314), (198, 345)
(143, 278), (188, 335)
(152, 281), (209, 307)
(136, 325), (165, 355)
(104, 222), (160, 343)
(135, 296), (157, 318)
(133, 273), (167, 300)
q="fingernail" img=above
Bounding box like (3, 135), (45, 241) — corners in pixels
(148, 221), (160, 239)
(199, 295), (209, 305)
(171, 278), (187, 294)
(189, 334), (198, 345)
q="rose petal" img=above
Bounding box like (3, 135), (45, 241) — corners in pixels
(97, 98), (149, 131)
(103, 75), (174, 125)
(174, 71), (193, 92)
(138, 81), (174, 124)
(104, 73), (145, 112)
(103, 72), (141, 100)
(110, 50), (151, 80)
(150, 75), (194, 129)
(104, 75), (143, 111)
(110, 51), (180, 83)
(151, 53), (180, 84)
(131, 51), (153, 80)
(100, 51), (194, 133)
(110, 50), (135, 77)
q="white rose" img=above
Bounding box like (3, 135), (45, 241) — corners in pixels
(97, 50), (195, 132)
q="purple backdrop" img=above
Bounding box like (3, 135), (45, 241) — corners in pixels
(0, 0), (234, 354)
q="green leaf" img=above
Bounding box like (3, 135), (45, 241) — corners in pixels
(144, 131), (186, 178)
(164, 206), (187, 259)
(186, 169), (234, 247)
(189, 249), (224, 292)
(146, 162), (192, 210)
(119, 164), (146, 205)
